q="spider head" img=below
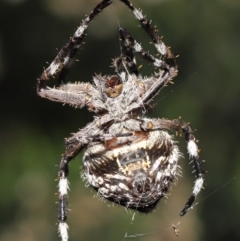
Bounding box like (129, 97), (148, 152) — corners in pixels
(105, 76), (123, 98)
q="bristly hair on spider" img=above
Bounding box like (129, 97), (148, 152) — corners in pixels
(37, 0), (205, 240)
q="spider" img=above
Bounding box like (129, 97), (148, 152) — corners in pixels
(37, 0), (205, 240)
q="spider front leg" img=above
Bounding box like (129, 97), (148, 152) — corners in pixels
(113, 28), (139, 76)
(116, 27), (178, 103)
(37, 0), (113, 90)
(37, 80), (108, 114)
(118, 28), (168, 71)
(119, 0), (178, 103)
(113, 22), (170, 76)
(141, 118), (205, 216)
(120, 0), (174, 60)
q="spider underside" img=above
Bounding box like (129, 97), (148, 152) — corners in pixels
(37, 0), (205, 240)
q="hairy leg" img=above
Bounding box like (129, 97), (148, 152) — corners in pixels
(141, 118), (205, 215)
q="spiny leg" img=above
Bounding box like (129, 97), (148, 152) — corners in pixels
(38, 82), (99, 108)
(141, 118), (205, 216)
(117, 27), (178, 104)
(119, 0), (174, 61)
(58, 120), (137, 241)
(118, 27), (168, 69)
(58, 142), (85, 241)
(37, 80), (109, 114)
(116, 27), (139, 76)
(116, 19), (169, 75)
(119, 0), (178, 103)
(38, 0), (113, 90)
(177, 121), (205, 216)
(58, 120), (101, 241)
(58, 132), (116, 240)
(115, 1), (178, 100)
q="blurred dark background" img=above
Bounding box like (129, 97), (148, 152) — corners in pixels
(1, 0), (240, 241)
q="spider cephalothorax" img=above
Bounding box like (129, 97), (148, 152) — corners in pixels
(37, 0), (205, 240)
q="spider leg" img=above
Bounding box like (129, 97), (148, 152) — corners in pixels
(119, 0), (173, 59)
(37, 81), (107, 113)
(58, 141), (85, 241)
(116, 28), (178, 103)
(119, 0), (177, 103)
(58, 118), (136, 241)
(38, 0), (113, 89)
(58, 121), (104, 241)
(140, 118), (205, 216)
(116, 17), (172, 76)
(58, 129), (103, 241)
(113, 28), (139, 76)
(114, 0), (172, 75)
(118, 28), (168, 70)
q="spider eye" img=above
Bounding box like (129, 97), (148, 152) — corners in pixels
(105, 76), (123, 98)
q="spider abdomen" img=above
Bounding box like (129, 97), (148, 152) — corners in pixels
(83, 130), (180, 213)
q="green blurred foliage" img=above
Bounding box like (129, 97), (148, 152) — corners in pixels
(0, 0), (240, 241)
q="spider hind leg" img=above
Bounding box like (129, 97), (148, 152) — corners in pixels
(141, 118), (205, 216)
